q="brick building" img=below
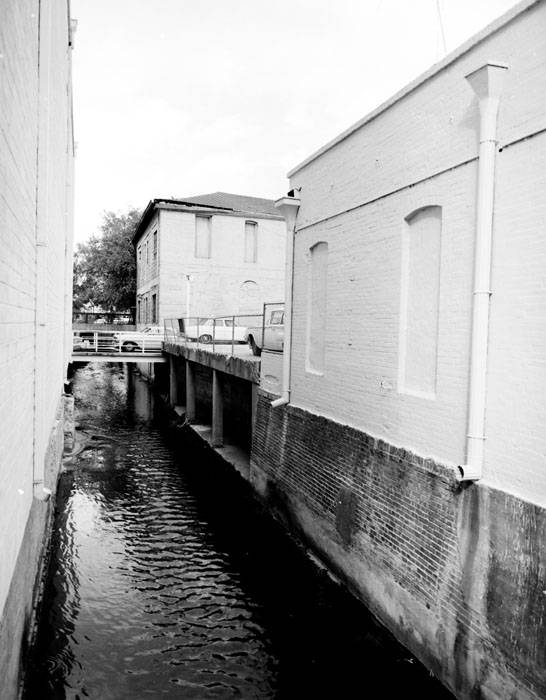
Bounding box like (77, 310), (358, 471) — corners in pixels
(252, 1), (546, 698)
(133, 192), (285, 326)
(0, 1), (75, 697)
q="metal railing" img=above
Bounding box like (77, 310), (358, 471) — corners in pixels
(164, 304), (285, 358)
(164, 314), (264, 357)
(72, 329), (164, 356)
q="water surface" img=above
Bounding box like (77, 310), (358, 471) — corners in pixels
(24, 363), (452, 699)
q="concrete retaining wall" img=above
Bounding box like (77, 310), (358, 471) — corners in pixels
(251, 393), (545, 699)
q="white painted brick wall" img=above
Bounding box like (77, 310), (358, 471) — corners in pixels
(288, 1), (546, 506)
(136, 209), (286, 323)
(0, 0), (74, 616)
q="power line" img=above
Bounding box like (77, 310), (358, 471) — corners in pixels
(436, 0), (448, 55)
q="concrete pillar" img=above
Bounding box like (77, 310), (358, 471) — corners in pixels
(212, 369), (223, 447)
(169, 356), (178, 406)
(186, 361), (196, 422)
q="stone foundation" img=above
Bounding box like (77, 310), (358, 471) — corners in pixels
(251, 392), (546, 699)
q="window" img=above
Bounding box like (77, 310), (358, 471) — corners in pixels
(306, 241), (328, 374)
(195, 216), (211, 258)
(153, 231), (158, 273)
(398, 206), (442, 398)
(151, 293), (157, 324)
(270, 310), (284, 325)
(244, 221), (257, 263)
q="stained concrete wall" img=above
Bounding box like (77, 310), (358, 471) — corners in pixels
(251, 396), (546, 700)
(144, 209), (286, 322)
(0, 1), (75, 696)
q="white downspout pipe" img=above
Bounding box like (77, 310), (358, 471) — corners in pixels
(459, 62), (508, 482)
(271, 195), (300, 408)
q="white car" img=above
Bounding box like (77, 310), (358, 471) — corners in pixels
(244, 310), (284, 356)
(184, 318), (247, 344)
(112, 325), (164, 352)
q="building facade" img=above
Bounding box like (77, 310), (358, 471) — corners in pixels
(0, 1), (75, 697)
(133, 193), (285, 326)
(252, 1), (546, 698)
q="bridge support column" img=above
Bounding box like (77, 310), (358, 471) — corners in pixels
(169, 356), (178, 406)
(186, 361), (196, 422)
(212, 369), (223, 448)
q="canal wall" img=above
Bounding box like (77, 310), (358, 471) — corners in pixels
(160, 342), (546, 698)
(251, 395), (546, 700)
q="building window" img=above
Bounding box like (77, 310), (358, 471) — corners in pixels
(144, 296), (149, 324)
(195, 216), (211, 258)
(306, 241), (328, 374)
(244, 221), (257, 263)
(153, 230), (158, 273)
(398, 206), (442, 398)
(151, 293), (157, 324)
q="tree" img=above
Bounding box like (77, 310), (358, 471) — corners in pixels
(73, 208), (141, 311)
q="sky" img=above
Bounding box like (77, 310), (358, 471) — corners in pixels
(71, 0), (518, 243)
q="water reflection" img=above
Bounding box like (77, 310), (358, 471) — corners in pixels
(24, 363), (452, 699)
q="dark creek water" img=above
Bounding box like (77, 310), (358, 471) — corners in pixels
(24, 363), (452, 699)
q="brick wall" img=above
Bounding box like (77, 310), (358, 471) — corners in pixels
(251, 3), (546, 698)
(157, 209), (285, 321)
(252, 394), (546, 699)
(0, 0), (74, 695)
(135, 214), (159, 324)
(287, 0), (546, 506)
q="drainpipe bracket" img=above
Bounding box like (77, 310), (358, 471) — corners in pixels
(457, 464), (482, 482)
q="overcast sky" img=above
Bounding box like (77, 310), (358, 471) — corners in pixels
(71, 0), (517, 243)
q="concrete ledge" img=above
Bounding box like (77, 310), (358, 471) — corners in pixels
(164, 343), (260, 383)
(188, 423), (251, 482)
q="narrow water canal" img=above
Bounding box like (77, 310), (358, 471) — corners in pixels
(24, 364), (452, 699)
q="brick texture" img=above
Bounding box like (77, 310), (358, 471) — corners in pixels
(287, 1), (546, 506)
(252, 395), (546, 699)
(0, 1), (74, 695)
(136, 209), (286, 324)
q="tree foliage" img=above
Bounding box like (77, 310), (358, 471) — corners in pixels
(73, 208), (141, 311)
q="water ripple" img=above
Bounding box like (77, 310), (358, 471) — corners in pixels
(24, 363), (453, 700)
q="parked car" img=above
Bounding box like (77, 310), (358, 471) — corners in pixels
(73, 330), (116, 352)
(112, 325), (164, 352)
(244, 310), (284, 356)
(184, 318), (247, 344)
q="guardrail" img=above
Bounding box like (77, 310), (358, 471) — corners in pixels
(164, 314), (263, 357)
(164, 304), (285, 358)
(72, 329), (163, 356)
